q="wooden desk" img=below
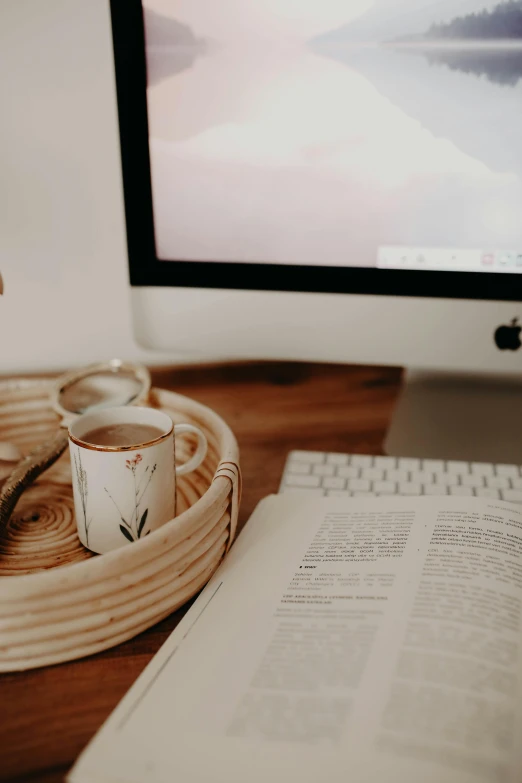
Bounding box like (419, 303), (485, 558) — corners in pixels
(0, 361), (402, 783)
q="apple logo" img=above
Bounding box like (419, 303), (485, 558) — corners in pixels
(494, 318), (522, 351)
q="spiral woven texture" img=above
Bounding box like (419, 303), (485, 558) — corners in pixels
(0, 379), (240, 671)
(0, 484), (91, 575)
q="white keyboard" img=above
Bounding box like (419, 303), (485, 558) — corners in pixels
(279, 451), (522, 504)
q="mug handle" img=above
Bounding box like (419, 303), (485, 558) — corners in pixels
(174, 424), (208, 477)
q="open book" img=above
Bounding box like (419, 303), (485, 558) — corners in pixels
(69, 494), (522, 783)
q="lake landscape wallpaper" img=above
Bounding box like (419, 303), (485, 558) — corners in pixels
(143, 0), (522, 268)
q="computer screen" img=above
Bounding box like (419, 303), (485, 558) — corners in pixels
(142, 0), (522, 276)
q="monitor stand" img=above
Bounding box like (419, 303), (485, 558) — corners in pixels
(384, 370), (522, 464)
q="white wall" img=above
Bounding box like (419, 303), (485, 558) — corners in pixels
(0, 0), (185, 374)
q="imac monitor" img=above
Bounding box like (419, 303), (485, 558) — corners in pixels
(110, 0), (522, 461)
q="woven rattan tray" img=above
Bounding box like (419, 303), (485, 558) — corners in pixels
(0, 379), (241, 671)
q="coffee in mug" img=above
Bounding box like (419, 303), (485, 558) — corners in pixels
(80, 423), (165, 448)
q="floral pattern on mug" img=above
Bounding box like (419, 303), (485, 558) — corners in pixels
(72, 448), (92, 546)
(105, 452), (158, 542)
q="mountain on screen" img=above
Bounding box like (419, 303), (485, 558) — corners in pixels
(143, 9), (201, 48)
(312, 0), (500, 44)
(420, 0), (522, 40)
(143, 9), (206, 86)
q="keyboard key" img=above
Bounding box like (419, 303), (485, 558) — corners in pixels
(373, 480), (396, 494)
(422, 459), (445, 472)
(313, 464), (335, 477)
(326, 489), (352, 497)
(476, 488), (500, 499)
(350, 455), (374, 468)
(285, 474), (321, 488)
(397, 458), (421, 471)
(322, 476), (346, 490)
(410, 470), (434, 485)
(447, 461), (470, 474)
(501, 490), (522, 504)
(386, 469), (409, 483)
(326, 453), (348, 466)
(496, 464), (519, 478)
(512, 478), (522, 491)
(374, 456), (396, 469)
(424, 484), (447, 496)
(461, 474), (484, 488)
(488, 476), (510, 490)
(361, 467), (384, 481)
(398, 482), (422, 495)
(449, 486), (473, 496)
(435, 473), (459, 487)
(286, 462), (311, 475)
(289, 451), (325, 463)
(337, 466), (359, 479)
(471, 463), (494, 477)
(348, 478), (371, 492)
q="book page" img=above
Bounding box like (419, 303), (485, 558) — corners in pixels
(70, 495), (522, 783)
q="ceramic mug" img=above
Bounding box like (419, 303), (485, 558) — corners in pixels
(68, 406), (207, 554)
